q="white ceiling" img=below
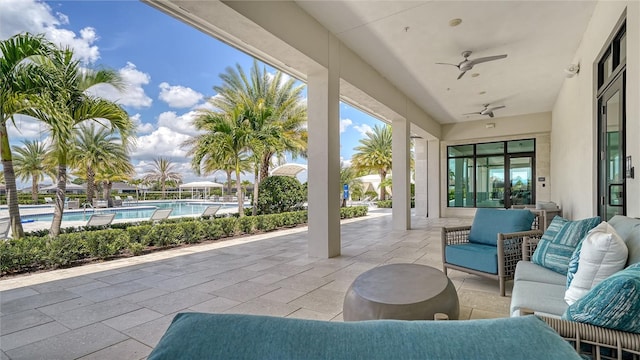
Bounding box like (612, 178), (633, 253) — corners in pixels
(295, 1), (597, 124)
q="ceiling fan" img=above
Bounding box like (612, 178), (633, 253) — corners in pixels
(464, 104), (506, 118)
(437, 50), (507, 79)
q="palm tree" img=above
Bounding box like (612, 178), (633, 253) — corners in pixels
(340, 163), (364, 205)
(95, 161), (134, 207)
(12, 140), (55, 204)
(0, 33), (56, 238)
(209, 60), (307, 213)
(69, 123), (131, 204)
(351, 124), (393, 200)
(186, 105), (253, 216)
(23, 47), (132, 237)
(143, 157), (183, 199)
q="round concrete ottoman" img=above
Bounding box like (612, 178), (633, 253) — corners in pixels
(343, 263), (459, 321)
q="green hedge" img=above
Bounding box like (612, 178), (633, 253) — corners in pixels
(0, 206), (367, 275)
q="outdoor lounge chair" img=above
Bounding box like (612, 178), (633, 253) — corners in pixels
(0, 218), (11, 240)
(150, 208), (172, 222)
(126, 195), (136, 205)
(44, 197), (54, 204)
(86, 213), (116, 227)
(201, 205), (221, 217)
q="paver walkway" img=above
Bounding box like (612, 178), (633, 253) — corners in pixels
(0, 211), (512, 359)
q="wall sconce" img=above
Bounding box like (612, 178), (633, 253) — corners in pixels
(627, 156), (635, 179)
(485, 123), (495, 129)
(564, 63), (580, 78)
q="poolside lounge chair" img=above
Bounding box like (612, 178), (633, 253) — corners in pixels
(0, 218), (11, 240)
(201, 205), (221, 217)
(44, 197), (54, 204)
(150, 208), (172, 222)
(126, 195), (136, 205)
(86, 213), (116, 228)
(113, 196), (123, 207)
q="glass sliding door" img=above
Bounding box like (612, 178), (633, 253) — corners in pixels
(507, 156), (534, 208)
(599, 74), (625, 220)
(476, 156), (504, 208)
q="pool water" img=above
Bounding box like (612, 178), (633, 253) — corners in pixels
(22, 201), (236, 222)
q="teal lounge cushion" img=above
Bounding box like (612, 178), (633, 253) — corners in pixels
(468, 208), (536, 246)
(148, 313), (581, 360)
(532, 216), (600, 275)
(446, 243), (497, 274)
(563, 263), (640, 334)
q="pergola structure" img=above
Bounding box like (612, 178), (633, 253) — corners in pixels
(143, 0), (639, 259)
(179, 181), (224, 199)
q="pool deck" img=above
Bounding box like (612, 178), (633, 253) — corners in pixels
(0, 210), (513, 359)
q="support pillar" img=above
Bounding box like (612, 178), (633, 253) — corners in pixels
(307, 35), (341, 258)
(427, 139), (440, 218)
(414, 138), (428, 217)
(392, 117), (411, 230)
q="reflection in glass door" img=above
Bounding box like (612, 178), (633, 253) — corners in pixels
(507, 156), (534, 208)
(599, 74), (625, 220)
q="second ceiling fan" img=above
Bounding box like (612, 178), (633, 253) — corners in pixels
(437, 50), (507, 79)
(464, 104), (506, 118)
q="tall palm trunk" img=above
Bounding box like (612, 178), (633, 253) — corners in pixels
(259, 151), (274, 182)
(31, 175), (39, 204)
(379, 170), (387, 201)
(0, 122), (25, 238)
(252, 166), (259, 216)
(225, 169), (232, 198)
(103, 181), (113, 207)
(235, 164), (244, 217)
(50, 162), (67, 237)
(86, 167), (96, 203)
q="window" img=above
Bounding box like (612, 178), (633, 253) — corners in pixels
(447, 139), (536, 208)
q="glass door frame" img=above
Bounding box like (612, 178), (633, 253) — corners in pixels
(598, 73), (626, 219)
(505, 153), (535, 208)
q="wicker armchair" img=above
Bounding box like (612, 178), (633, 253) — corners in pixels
(442, 226), (544, 296)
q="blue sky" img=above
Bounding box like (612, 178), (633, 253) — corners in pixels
(0, 0), (382, 186)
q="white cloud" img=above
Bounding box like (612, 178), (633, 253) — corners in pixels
(5, 114), (47, 141)
(130, 113), (154, 134)
(353, 123), (373, 137)
(157, 111), (200, 136)
(130, 126), (191, 161)
(89, 62), (153, 108)
(0, 0), (100, 63)
(158, 82), (204, 108)
(340, 118), (352, 133)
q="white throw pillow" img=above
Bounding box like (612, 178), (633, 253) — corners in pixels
(564, 221), (628, 305)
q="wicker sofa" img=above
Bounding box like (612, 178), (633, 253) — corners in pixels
(511, 215), (640, 358)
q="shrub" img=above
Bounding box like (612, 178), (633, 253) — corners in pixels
(217, 217), (237, 237)
(127, 225), (153, 246)
(0, 236), (47, 274)
(257, 176), (305, 214)
(146, 224), (182, 247)
(201, 220), (224, 240)
(46, 233), (87, 268)
(238, 216), (256, 234)
(376, 200), (392, 208)
(84, 229), (129, 259)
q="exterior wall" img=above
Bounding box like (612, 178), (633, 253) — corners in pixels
(552, 1), (640, 219)
(440, 113), (552, 218)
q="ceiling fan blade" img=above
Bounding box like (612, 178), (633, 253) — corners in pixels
(488, 105), (506, 111)
(435, 62), (459, 68)
(468, 54), (507, 66)
(463, 112), (482, 115)
(457, 71), (467, 80)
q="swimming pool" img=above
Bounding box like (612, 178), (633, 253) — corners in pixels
(22, 201), (237, 222)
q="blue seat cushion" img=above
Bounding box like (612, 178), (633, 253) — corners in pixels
(468, 208), (536, 246)
(446, 243), (497, 274)
(148, 313), (582, 360)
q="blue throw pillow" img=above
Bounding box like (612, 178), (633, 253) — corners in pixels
(566, 241), (583, 288)
(532, 216), (600, 275)
(468, 208), (535, 246)
(563, 263), (640, 334)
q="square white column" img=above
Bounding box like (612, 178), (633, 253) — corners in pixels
(392, 117), (411, 230)
(427, 139), (440, 218)
(414, 138), (428, 217)
(307, 36), (341, 258)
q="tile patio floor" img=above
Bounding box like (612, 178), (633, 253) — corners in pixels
(0, 210), (513, 359)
